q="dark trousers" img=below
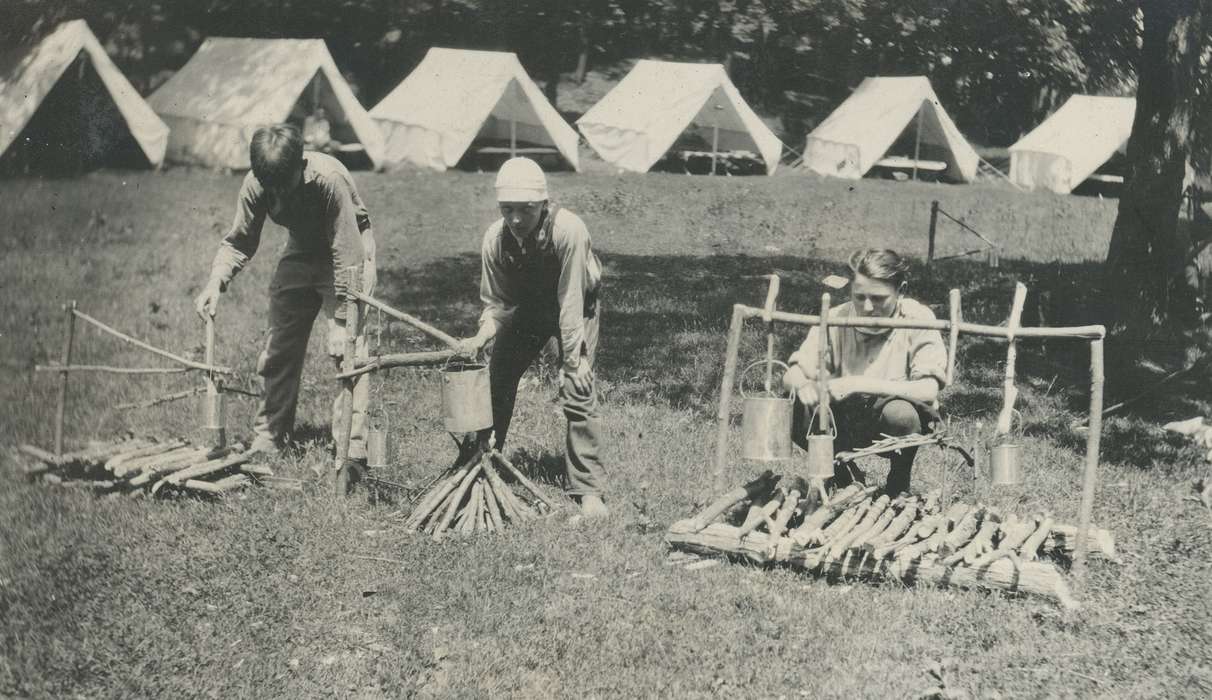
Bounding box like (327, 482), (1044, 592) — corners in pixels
(793, 395), (939, 494)
(486, 314), (605, 496)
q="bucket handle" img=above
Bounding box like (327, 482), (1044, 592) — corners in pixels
(807, 403), (838, 438)
(739, 360), (793, 400)
(988, 408), (1023, 447)
(444, 351), (483, 372)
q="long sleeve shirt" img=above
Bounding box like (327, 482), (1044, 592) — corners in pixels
(478, 206), (601, 371)
(788, 297), (948, 406)
(207, 152), (375, 297)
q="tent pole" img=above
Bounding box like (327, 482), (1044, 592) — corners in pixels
(912, 106), (923, 182)
(510, 119), (517, 159)
(711, 126), (720, 176)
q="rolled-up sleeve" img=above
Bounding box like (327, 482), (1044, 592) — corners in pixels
(208, 173), (266, 290)
(909, 329), (948, 388)
(478, 227), (514, 337)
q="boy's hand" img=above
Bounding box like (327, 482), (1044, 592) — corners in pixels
(194, 282), (222, 321)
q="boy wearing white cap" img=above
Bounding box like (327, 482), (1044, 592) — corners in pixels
(458, 157), (608, 518)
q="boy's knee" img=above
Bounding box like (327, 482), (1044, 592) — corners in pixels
(880, 400), (921, 435)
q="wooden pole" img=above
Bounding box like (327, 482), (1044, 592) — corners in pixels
(54, 301), (77, 456)
(762, 274), (780, 392)
(71, 309), (231, 373)
(711, 126), (720, 176)
(35, 364), (191, 375)
(912, 108), (923, 182)
(996, 283), (1028, 436)
(510, 118), (517, 159)
(947, 289), (961, 385)
(732, 304), (1105, 340)
(927, 200), (939, 264)
(712, 304), (746, 493)
(1073, 338), (1104, 585)
(350, 291), (460, 350)
(817, 293), (832, 434)
(333, 266), (361, 493)
(204, 316), (226, 448)
(335, 349), (456, 380)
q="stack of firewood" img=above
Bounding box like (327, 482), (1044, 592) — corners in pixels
(404, 447), (555, 539)
(12, 436), (287, 496)
(667, 471), (1116, 609)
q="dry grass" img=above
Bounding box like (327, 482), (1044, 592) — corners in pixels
(1, 170), (1210, 698)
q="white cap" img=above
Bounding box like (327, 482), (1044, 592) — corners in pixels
(495, 157), (548, 202)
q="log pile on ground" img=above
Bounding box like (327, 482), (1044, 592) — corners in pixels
(10, 436), (293, 496)
(404, 444), (555, 539)
(667, 471), (1117, 610)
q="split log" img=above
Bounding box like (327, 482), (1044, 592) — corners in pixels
(491, 451), (558, 513)
(113, 444), (198, 477)
(482, 460), (523, 523)
(867, 503), (919, 548)
(769, 479), (808, 539)
(667, 520), (1080, 609)
(128, 447), (228, 486)
(788, 485), (876, 545)
(848, 503), (899, 551)
(405, 464), (469, 531)
(825, 496), (891, 560)
(482, 473), (506, 530)
(813, 500), (870, 548)
(155, 450), (253, 492)
(433, 461), (485, 539)
(1046, 524), (1115, 561)
(895, 520), (952, 563)
(943, 519), (1000, 566)
(688, 470), (777, 532)
(1019, 516), (1054, 561)
(182, 474), (249, 495)
(737, 496), (782, 538)
(871, 513), (940, 560)
(939, 506), (983, 555)
(105, 440), (189, 474)
(992, 515), (1035, 553)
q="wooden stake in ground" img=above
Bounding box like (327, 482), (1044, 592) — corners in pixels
(995, 283), (1028, 436)
(333, 265), (361, 495)
(54, 301), (77, 457)
(204, 316), (226, 448)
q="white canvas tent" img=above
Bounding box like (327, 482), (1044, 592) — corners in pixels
(371, 47), (579, 171)
(148, 37), (383, 170)
(576, 60), (782, 175)
(803, 76), (979, 182)
(1009, 95), (1136, 194)
(0, 19), (168, 174)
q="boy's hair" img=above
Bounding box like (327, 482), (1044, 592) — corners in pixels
(249, 124), (304, 187)
(848, 248), (909, 287)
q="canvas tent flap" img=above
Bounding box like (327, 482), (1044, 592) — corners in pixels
(576, 59), (781, 174)
(148, 37), (382, 169)
(0, 19), (168, 167)
(1009, 95), (1135, 193)
(803, 76), (978, 182)
(370, 47), (579, 171)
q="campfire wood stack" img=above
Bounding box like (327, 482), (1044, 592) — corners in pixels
(404, 443), (555, 539)
(668, 471), (1117, 610)
(11, 436), (292, 496)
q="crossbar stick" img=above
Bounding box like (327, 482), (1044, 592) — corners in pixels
(71, 309), (232, 373)
(351, 291), (460, 350)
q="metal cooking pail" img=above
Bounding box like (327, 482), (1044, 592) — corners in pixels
(441, 361), (493, 433)
(989, 444), (1022, 486)
(805, 434), (836, 479)
(201, 391), (226, 431)
(739, 360), (793, 461)
(367, 429), (390, 469)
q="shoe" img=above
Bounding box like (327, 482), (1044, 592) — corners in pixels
(568, 494), (609, 525)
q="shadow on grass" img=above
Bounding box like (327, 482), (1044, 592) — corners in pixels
(372, 252), (1206, 470)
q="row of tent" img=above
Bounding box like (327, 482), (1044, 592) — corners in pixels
(1, 20), (1135, 194)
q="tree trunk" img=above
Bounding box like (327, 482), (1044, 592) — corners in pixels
(574, 22), (589, 84)
(1104, 0), (1206, 332)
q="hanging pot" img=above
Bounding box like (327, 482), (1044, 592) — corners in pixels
(441, 360), (493, 433)
(366, 407), (392, 469)
(739, 360), (794, 461)
(804, 405), (838, 480)
(988, 410), (1023, 487)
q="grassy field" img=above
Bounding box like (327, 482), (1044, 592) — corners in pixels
(1, 169), (1210, 698)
